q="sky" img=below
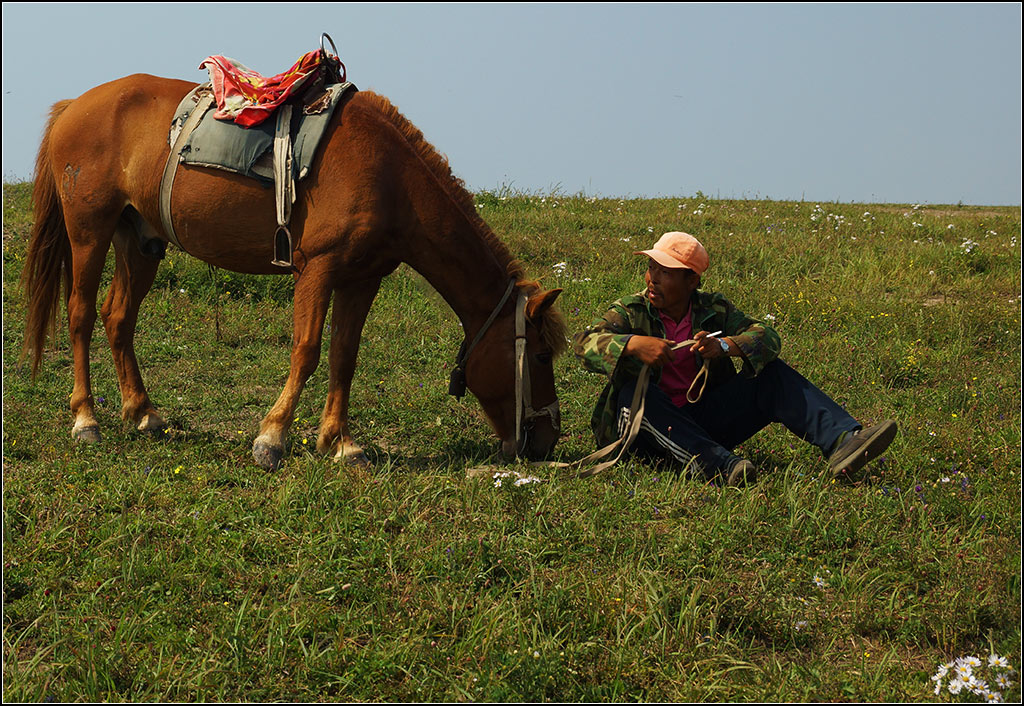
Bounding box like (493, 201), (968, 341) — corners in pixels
(2, 3), (1021, 206)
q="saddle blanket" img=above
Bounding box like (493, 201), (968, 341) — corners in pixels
(200, 50), (341, 128)
(168, 80), (356, 184)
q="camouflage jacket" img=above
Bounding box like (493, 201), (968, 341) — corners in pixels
(572, 290), (782, 446)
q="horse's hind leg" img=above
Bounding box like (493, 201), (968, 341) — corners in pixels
(252, 264), (334, 470)
(317, 278), (383, 466)
(65, 215), (118, 442)
(101, 215), (165, 434)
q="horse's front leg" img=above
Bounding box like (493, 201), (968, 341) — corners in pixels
(102, 223), (165, 434)
(316, 278), (382, 466)
(252, 265), (333, 470)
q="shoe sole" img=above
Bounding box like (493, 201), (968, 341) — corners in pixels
(727, 462), (758, 487)
(831, 420), (897, 480)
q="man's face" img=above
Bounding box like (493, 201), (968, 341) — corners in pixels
(644, 259), (700, 320)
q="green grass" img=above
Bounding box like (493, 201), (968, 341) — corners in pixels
(3, 179), (1021, 701)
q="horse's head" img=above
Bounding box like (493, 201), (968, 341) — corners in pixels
(465, 285), (565, 460)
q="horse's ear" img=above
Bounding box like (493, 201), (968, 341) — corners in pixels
(526, 288), (562, 323)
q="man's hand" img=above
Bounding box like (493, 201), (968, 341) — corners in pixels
(691, 330), (734, 359)
(623, 335), (678, 367)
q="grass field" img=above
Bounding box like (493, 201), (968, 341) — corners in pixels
(3, 178), (1021, 702)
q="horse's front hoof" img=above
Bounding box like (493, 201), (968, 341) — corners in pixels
(252, 440), (284, 470)
(72, 424), (102, 443)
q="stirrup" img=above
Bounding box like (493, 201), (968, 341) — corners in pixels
(272, 225), (293, 268)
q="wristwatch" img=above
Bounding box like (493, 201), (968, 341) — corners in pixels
(719, 338), (731, 354)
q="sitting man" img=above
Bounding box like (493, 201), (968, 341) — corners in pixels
(572, 231), (897, 486)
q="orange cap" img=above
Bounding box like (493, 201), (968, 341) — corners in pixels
(635, 231), (709, 274)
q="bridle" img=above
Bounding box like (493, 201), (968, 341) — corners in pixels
(448, 279), (560, 453)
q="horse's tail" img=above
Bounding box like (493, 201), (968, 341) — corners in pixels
(21, 99), (74, 378)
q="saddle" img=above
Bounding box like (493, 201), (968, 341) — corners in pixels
(160, 34), (356, 268)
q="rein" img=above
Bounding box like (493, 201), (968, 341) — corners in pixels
(547, 339), (707, 478)
(448, 278), (517, 399)
(467, 339), (710, 480)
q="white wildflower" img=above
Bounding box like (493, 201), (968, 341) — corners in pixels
(954, 661), (974, 680)
(513, 476), (542, 487)
(989, 654), (1010, 669)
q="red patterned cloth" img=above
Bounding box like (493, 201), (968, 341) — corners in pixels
(200, 50), (330, 128)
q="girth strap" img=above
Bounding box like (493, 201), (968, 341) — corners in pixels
(159, 91), (215, 251)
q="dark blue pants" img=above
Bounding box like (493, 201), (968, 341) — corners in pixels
(617, 359), (859, 479)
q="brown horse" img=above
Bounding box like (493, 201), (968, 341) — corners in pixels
(22, 73), (566, 469)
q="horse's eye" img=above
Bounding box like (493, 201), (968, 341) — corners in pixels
(535, 352), (553, 365)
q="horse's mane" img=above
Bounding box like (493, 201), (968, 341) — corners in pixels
(357, 92), (567, 355)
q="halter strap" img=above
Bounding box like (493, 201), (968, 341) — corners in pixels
(513, 290), (561, 448)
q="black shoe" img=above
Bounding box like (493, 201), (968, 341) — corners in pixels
(828, 420), (897, 481)
(726, 459), (758, 487)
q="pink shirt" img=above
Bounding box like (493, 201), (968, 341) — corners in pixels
(657, 307), (698, 407)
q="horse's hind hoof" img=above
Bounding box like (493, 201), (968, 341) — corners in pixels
(72, 424), (102, 443)
(136, 412), (168, 435)
(334, 444), (371, 469)
(252, 440), (284, 471)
